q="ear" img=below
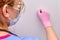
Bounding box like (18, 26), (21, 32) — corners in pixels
(3, 4), (9, 18)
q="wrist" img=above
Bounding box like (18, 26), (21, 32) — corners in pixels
(43, 21), (52, 28)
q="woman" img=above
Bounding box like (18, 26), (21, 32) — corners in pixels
(0, 0), (58, 40)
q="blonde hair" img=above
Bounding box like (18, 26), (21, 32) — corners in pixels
(0, 0), (24, 27)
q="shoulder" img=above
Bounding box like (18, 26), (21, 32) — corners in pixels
(5, 34), (21, 40)
(7, 34), (39, 40)
(21, 36), (39, 40)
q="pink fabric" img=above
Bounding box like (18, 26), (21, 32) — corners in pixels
(37, 9), (52, 28)
(0, 34), (11, 39)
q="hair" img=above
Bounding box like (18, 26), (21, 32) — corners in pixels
(0, 0), (24, 28)
(0, 0), (14, 7)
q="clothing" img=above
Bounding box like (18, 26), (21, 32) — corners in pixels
(0, 34), (39, 40)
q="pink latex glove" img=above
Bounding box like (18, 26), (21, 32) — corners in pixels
(37, 9), (52, 28)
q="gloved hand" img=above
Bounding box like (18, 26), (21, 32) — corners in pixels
(37, 9), (52, 28)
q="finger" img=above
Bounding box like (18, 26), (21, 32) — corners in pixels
(37, 9), (42, 15)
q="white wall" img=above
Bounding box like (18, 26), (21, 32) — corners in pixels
(9, 0), (60, 40)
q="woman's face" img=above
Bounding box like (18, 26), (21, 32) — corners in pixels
(2, 0), (23, 26)
(7, 0), (20, 19)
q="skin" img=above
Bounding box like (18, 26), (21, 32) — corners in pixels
(0, 0), (20, 36)
(0, 0), (58, 40)
(45, 26), (58, 40)
(38, 10), (58, 40)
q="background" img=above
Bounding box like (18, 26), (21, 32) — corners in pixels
(9, 0), (60, 40)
